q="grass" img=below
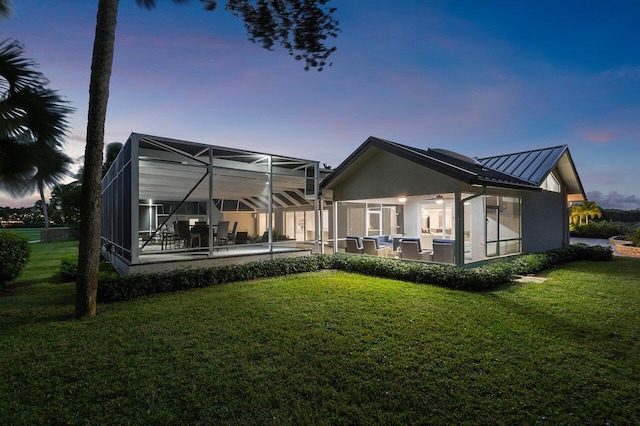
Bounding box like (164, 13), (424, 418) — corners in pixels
(1, 241), (639, 424)
(3, 227), (52, 242)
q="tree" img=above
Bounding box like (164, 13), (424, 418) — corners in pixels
(76, 0), (340, 318)
(51, 180), (83, 225)
(102, 141), (122, 176)
(569, 203), (584, 226)
(21, 144), (73, 236)
(581, 201), (602, 225)
(0, 39), (73, 237)
(570, 201), (602, 226)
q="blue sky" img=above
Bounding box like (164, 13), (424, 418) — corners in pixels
(1, 0), (639, 209)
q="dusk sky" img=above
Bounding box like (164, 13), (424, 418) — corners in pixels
(1, 0), (639, 209)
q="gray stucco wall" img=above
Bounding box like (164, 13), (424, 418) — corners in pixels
(521, 189), (567, 253)
(329, 148), (464, 201)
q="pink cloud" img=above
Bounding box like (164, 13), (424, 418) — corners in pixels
(580, 129), (618, 143)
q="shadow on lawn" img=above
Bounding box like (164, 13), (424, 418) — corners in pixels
(482, 287), (635, 361)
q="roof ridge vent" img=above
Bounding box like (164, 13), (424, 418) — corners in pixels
(429, 148), (483, 166)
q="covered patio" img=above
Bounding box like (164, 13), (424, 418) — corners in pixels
(101, 133), (326, 275)
(321, 136), (586, 266)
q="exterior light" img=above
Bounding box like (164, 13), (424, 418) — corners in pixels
(435, 194), (444, 205)
(398, 197), (407, 203)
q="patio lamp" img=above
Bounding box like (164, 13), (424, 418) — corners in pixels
(435, 194), (444, 204)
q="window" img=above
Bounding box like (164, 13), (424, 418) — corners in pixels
(486, 196), (521, 257)
(421, 200), (454, 237)
(541, 172), (560, 193)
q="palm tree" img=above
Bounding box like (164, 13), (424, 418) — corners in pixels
(77, 0), (340, 318)
(0, 39), (73, 236)
(0, 0), (10, 20)
(20, 144), (73, 238)
(569, 204), (582, 226)
(581, 201), (602, 225)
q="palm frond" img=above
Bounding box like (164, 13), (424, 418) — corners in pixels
(0, 39), (47, 97)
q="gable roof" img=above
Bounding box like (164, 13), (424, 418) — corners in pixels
(321, 136), (586, 201)
(477, 145), (586, 201)
(477, 145), (566, 185)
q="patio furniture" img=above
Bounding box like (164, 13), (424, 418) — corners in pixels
(363, 237), (392, 257)
(161, 231), (176, 250)
(400, 239), (432, 261)
(432, 239), (455, 264)
(345, 236), (363, 254)
(234, 231), (249, 244)
(215, 221), (230, 246)
(174, 221), (200, 248)
(228, 221), (238, 244)
(191, 223), (211, 247)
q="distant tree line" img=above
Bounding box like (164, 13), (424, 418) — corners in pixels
(599, 209), (640, 223)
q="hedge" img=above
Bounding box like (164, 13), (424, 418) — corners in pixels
(0, 231), (31, 287)
(59, 253), (120, 283)
(96, 245), (612, 303)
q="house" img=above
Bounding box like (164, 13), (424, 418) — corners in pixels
(101, 133), (327, 275)
(101, 133), (586, 274)
(320, 136), (586, 266)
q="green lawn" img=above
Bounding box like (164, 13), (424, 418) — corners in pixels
(1, 242), (639, 424)
(2, 227), (70, 242)
(3, 227), (44, 241)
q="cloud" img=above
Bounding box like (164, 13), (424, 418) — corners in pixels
(600, 65), (640, 81)
(580, 129), (618, 143)
(587, 190), (640, 210)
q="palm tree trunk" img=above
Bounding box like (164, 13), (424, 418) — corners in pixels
(39, 183), (50, 242)
(76, 0), (119, 319)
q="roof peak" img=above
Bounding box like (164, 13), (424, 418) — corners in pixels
(479, 144), (567, 160)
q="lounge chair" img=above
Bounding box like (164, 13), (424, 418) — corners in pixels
(432, 239), (455, 264)
(234, 231), (248, 244)
(400, 239), (432, 261)
(227, 221), (238, 244)
(215, 221), (230, 246)
(345, 236), (363, 254)
(362, 237), (392, 257)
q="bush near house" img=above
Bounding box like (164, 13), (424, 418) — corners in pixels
(59, 253), (119, 282)
(0, 231), (31, 287)
(97, 245), (612, 303)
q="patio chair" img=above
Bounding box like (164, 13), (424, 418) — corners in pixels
(432, 239), (455, 264)
(215, 221), (230, 246)
(345, 236), (363, 254)
(234, 231), (249, 244)
(400, 239), (432, 261)
(174, 220), (200, 248)
(227, 221), (238, 244)
(362, 237), (392, 257)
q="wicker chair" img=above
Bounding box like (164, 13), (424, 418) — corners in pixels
(400, 239), (432, 261)
(345, 236), (363, 254)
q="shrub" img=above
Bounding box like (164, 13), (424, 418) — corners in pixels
(60, 254), (119, 283)
(97, 245), (613, 303)
(60, 254), (78, 281)
(570, 221), (633, 238)
(0, 231), (31, 286)
(631, 227), (640, 247)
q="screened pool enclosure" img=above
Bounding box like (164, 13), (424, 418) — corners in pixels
(101, 134), (325, 275)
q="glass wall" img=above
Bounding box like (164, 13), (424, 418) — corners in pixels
(485, 195), (522, 258)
